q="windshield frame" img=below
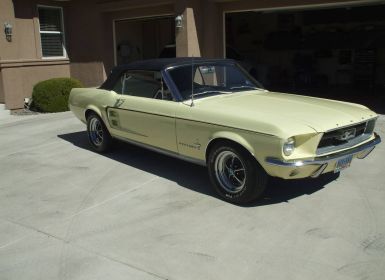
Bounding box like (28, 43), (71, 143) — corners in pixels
(163, 60), (264, 102)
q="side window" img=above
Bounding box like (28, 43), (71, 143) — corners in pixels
(194, 66), (220, 86)
(113, 71), (173, 100)
(193, 65), (249, 88)
(118, 71), (159, 98)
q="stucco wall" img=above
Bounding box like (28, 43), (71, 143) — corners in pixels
(0, 0), (29, 61)
(70, 62), (106, 88)
(0, 0), (71, 109)
(0, 0), (69, 61)
(65, 0), (107, 87)
(0, 71), (4, 103)
(1, 61), (70, 109)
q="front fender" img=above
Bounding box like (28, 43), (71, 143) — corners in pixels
(207, 131), (256, 157)
(206, 130), (283, 171)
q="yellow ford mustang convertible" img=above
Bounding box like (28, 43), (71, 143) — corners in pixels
(69, 58), (381, 204)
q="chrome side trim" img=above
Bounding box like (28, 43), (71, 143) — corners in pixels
(113, 135), (207, 166)
(266, 133), (381, 167)
(107, 105), (276, 137)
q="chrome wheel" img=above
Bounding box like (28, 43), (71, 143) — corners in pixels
(89, 117), (104, 146)
(214, 151), (246, 194)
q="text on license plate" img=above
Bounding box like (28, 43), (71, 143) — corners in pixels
(335, 155), (353, 173)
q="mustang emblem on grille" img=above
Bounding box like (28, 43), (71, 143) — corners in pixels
(336, 128), (356, 141)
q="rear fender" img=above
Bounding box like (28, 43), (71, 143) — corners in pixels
(85, 105), (103, 120)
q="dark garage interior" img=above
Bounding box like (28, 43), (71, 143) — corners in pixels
(225, 4), (385, 113)
(114, 16), (175, 65)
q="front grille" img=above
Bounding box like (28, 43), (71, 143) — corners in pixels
(317, 119), (376, 155)
(318, 122), (366, 148)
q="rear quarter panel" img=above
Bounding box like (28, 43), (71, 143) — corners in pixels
(69, 88), (115, 125)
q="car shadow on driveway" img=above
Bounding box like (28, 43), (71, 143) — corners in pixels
(58, 131), (339, 207)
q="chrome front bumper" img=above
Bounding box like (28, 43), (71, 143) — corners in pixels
(265, 133), (381, 178)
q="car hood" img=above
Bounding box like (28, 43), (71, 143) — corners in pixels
(184, 91), (377, 137)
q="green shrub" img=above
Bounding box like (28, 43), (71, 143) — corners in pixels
(31, 77), (83, 113)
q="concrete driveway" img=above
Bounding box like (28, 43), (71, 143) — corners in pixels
(0, 112), (384, 280)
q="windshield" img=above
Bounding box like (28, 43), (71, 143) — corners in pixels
(167, 63), (263, 100)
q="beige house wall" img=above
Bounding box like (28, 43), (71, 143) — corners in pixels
(176, 7), (201, 57)
(0, 0), (71, 109)
(0, 71), (4, 103)
(0, 61), (70, 109)
(66, 0), (107, 88)
(201, 1), (222, 58)
(1, 0), (68, 60)
(0, 0), (30, 61)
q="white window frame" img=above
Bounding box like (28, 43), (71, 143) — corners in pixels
(37, 5), (67, 59)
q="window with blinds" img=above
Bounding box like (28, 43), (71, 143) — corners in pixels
(38, 6), (65, 57)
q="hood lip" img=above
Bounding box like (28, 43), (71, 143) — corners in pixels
(321, 116), (378, 133)
(305, 124), (319, 133)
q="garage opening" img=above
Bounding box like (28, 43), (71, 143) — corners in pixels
(225, 4), (385, 113)
(114, 16), (175, 65)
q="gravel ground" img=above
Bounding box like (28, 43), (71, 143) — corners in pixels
(11, 108), (40, 116)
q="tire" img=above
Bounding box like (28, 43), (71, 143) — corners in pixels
(86, 112), (113, 153)
(207, 142), (268, 204)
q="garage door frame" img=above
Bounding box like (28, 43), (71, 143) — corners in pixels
(113, 14), (174, 66)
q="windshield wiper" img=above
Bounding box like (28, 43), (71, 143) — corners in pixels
(229, 85), (260, 91)
(190, 90), (227, 98)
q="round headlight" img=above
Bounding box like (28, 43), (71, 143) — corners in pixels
(283, 137), (295, 156)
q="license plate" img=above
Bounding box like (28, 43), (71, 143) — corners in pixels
(334, 155), (353, 173)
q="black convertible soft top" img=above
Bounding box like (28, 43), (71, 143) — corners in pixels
(99, 57), (235, 90)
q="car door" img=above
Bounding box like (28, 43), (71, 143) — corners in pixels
(106, 70), (178, 153)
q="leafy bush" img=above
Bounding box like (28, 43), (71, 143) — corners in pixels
(31, 77), (83, 112)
